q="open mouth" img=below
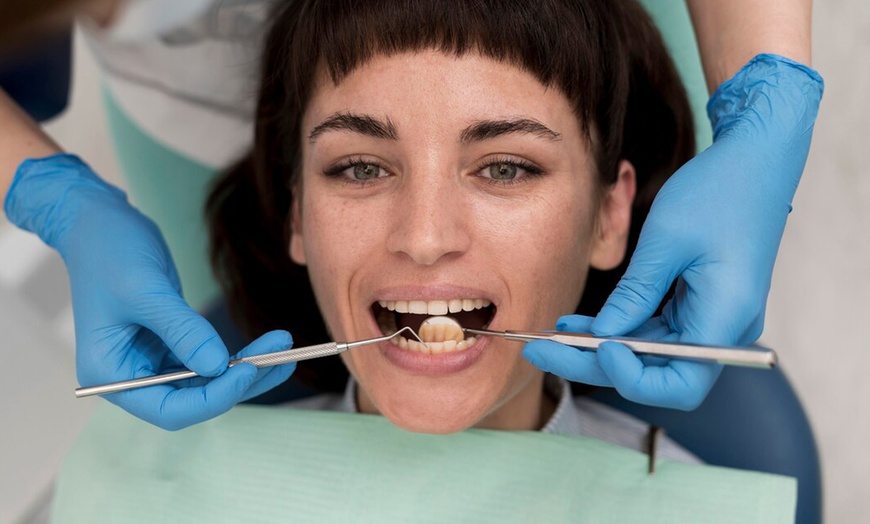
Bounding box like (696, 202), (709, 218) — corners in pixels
(372, 299), (496, 354)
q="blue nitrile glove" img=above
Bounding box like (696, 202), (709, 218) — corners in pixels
(524, 314), (712, 411)
(523, 54), (824, 410)
(4, 154), (296, 430)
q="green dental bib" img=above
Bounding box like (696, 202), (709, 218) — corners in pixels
(51, 404), (795, 523)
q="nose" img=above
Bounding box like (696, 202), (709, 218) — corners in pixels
(386, 171), (471, 266)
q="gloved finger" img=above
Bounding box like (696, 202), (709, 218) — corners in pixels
(591, 239), (684, 337)
(616, 317), (676, 367)
(239, 363), (297, 403)
(232, 330), (297, 402)
(596, 341), (721, 411)
(161, 366), (295, 396)
(624, 316), (672, 341)
(522, 340), (613, 387)
(167, 330), (297, 395)
(686, 286), (767, 347)
(136, 291), (229, 377)
(662, 274), (765, 346)
(108, 363), (258, 431)
(555, 314), (594, 333)
(559, 313), (671, 362)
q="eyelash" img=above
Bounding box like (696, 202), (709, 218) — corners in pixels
(323, 156), (389, 187)
(322, 155), (547, 187)
(472, 156), (547, 187)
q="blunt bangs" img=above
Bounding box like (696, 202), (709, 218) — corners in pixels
(270, 0), (634, 168)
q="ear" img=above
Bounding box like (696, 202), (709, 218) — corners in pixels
(288, 190), (307, 266)
(590, 159), (636, 270)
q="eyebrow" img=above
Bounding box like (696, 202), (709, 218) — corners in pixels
(308, 113), (399, 143)
(459, 118), (562, 144)
(308, 113), (561, 145)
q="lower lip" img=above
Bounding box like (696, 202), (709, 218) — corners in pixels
(377, 336), (489, 376)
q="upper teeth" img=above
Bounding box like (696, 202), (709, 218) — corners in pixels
(378, 299), (491, 315)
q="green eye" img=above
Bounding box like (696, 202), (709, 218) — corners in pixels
(353, 163), (382, 180)
(488, 163), (518, 180)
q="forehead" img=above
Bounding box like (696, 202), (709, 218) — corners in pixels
(302, 50), (581, 139)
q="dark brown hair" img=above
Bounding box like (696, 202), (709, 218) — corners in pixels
(207, 0), (695, 393)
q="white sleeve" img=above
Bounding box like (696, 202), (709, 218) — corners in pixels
(80, 0), (273, 168)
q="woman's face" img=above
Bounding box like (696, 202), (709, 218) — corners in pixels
(292, 50), (634, 433)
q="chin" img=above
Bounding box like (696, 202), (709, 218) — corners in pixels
(384, 411), (481, 435)
(371, 391), (490, 435)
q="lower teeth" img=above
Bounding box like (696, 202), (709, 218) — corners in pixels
(391, 336), (478, 354)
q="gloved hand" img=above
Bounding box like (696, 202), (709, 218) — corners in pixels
(524, 314), (717, 411)
(523, 54), (824, 410)
(4, 153), (296, 430)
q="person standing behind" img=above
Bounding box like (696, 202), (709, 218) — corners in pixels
(1, 0), (822, 428)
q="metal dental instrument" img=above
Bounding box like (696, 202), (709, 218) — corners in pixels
(75, 327), (426, 398)
(463, 328), (777, 368)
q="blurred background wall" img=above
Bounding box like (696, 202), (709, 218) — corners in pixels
(764, 1), (870, 520)
(1, 1), (867, 522)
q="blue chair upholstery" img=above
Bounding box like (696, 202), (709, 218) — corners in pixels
(204, 300), (821, 523)
(0, 25), (72, 122)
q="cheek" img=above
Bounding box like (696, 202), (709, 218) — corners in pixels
(299, 194), (384, 334)
(482, 186), (595, 260)
(544, 196), (598, 303)
(479, 184), (596, 312)
(302, 196), (379, 273)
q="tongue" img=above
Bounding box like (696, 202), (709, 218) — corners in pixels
(395, 307), (491, 333)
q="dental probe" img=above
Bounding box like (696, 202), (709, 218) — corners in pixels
(462, 327), (777, 368)
(75, 327), (426, 398)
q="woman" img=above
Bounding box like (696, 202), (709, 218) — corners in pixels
(207, 0), (695, 453)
